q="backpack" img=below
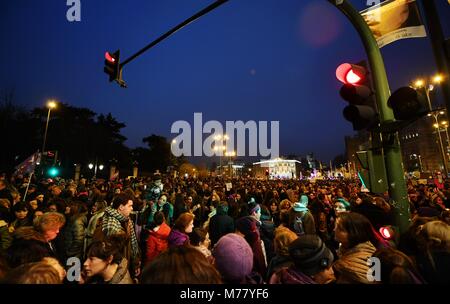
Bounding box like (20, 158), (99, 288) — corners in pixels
(292, 212), (307, 236)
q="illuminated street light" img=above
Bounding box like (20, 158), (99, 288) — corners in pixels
(99, 164), (104, 170)
(433, 74), (443, 84)
(42, 100), (58, 154)
(88, 163), (94, 169)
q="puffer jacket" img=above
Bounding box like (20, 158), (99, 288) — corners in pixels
(333, 241), (377, 284)
(64, 213), (88, 259)
(146, 222), (171, 264)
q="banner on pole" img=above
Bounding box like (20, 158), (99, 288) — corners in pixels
(361, 0), (426, 48)
(14, 152), (40, 177)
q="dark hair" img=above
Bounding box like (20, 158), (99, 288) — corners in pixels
(373, 247), (425, 284)
(337, 212), (388, 249)
(111, 193), (132, 209)
(190, 228), (207, 246)
(153, 211), (165, 226)
(86, 235), (126, 265)
(141, 246), (222, 284)
(12, 202), (28, 213)
(173, 212), (194, 232)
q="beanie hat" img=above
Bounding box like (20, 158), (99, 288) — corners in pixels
(213, 233), (253, 282)
(289, 235), (334, 276)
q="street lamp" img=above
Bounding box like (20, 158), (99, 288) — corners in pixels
(413, 74), (448, 176)
(42, 100), (57, 154)
(225, 150), (236, 177)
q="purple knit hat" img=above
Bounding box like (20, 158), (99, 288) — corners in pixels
(212, 233), (253, 282)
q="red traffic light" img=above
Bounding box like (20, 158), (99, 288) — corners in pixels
(336, 63), (366, 85)
(105, 52), (116, 63)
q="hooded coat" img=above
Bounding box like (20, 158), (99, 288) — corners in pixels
(146, 222), (171, 264)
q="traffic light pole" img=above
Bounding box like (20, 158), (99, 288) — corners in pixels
(328, 0), (410, 233)
(120, 0), (229, 68)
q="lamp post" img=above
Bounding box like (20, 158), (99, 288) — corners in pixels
(225, 150), (236, 178)
(88, 160), (104, 179)
(42, 100), (57, 154)
(214, 134), (228, 176)
(414, 74), (447, 176)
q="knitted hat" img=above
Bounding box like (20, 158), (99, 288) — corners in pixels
(289, 235), (334, 276)
(213, 233), (253, 282)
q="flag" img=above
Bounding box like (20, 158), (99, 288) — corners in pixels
(361, 0), (426, 48)
(14, 152), (40, 177)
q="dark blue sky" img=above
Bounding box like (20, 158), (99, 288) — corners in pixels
(1, 0), (449, 163)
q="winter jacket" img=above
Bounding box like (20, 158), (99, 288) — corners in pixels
(333, 241), (376, 284)
(84, 210), (105, 254)
(167, 229), (189, 247)
(64, 213), (87, 259)
(146, 222), (171, 264)
(269, 266), (316, 284)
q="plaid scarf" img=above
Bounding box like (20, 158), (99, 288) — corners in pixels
(102, 207), (140, 263)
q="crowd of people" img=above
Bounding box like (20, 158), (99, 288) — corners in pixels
(0, 172), (449, 284)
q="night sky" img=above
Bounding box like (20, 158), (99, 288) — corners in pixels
(1, 0), (450, 164)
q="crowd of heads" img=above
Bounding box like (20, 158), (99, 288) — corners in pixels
(0, 172), (449, 284)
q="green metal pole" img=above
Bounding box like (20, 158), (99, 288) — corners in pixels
(328, 0), (410, 233)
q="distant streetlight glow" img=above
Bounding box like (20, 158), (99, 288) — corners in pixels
(433, 74), (443, 84)
(414, 79), (424, 88)
(88, 163), (94, 169)
(99, 164), (104, 170)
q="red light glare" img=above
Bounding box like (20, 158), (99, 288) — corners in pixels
(379, 227), (392, 239)
(105, 52), (115, 63)
(346, 70), (362, 84)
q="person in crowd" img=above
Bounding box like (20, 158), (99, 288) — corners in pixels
(84, 200), (107, 255)
(64, 201), (88, 259)
(145, 211), (171, 265)
(373, 247), (425, 284)
(208, 201), (234, 247)
(235, 216), (267, 279)
(415, 220), (450, 284)
(270, 234), (336, 284)
(0, 203), (12, 250)
(141, 245), (222, 284)
(83, 235), (133, 284)
(212, 233), (264, 284)
(2, 261), (63, 284)
(7, 212), (66, 267)
(190, 227), (212, 260)
(100, 193), (140, 278)
(9, 202), (32, 232)
(266, 226), (298, 280)
(288, 192), (316, 236)
(168, 212), (194, 247)
(333, 212), (389, 284)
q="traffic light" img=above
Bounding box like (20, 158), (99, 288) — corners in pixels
(42, 151), (57, 166)
(104, 50), (120, 82)
(336, 61), (378, 131)
(387, 86), (428, 121)
(104, 50), (126, 87)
